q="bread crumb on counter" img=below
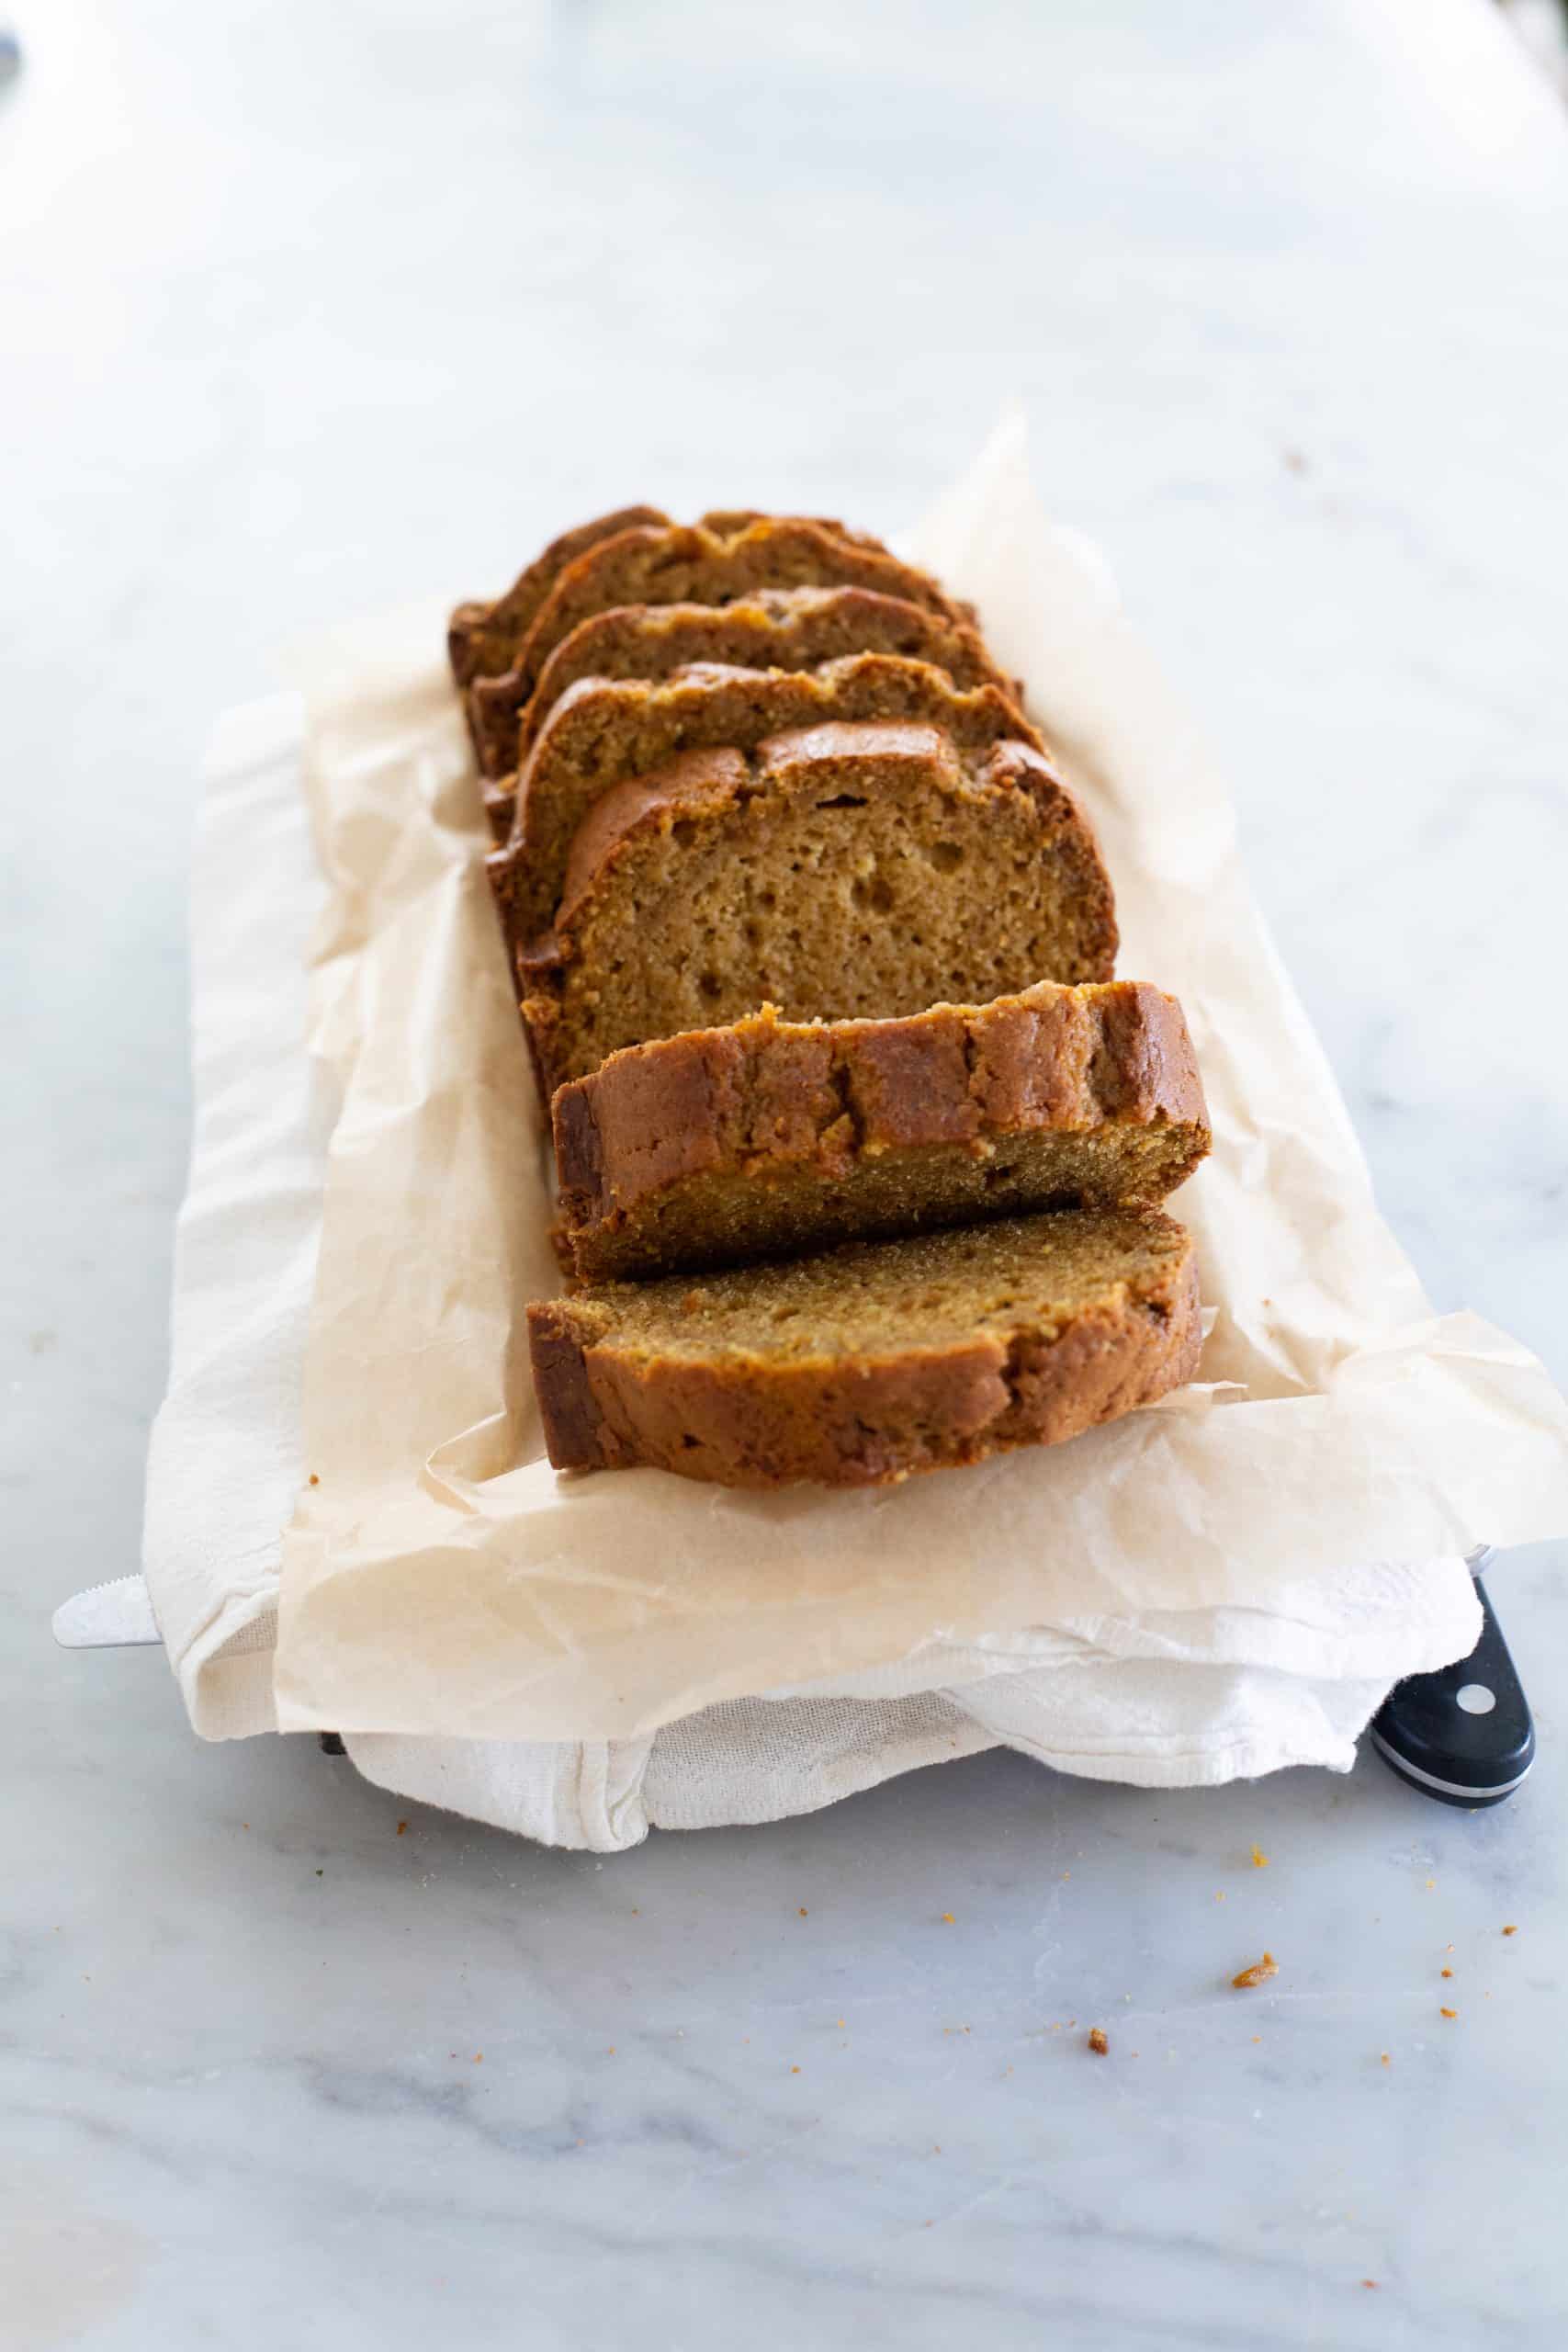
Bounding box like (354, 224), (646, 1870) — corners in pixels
(1231, 1952), (1279, 1990)
(1088, 2027), (1110, 2056)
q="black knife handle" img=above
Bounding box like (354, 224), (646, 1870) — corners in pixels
(1371, 1576), (1535, 1807)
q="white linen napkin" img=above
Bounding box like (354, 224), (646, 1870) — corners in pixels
(139, 685), (1484, 1848)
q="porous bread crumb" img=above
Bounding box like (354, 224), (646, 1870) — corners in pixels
(1503, 1924), (1518, 1936)
(520, 724), (1117, 1090)
(1232, 1952), (1279, 1990)
(1439, 2007), (1458, 2020)
(1250, 1845), (1269, 1869)
(1088, 2028), (1110, 2056)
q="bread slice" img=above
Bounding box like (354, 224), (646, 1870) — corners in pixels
(519, 720), (1118, 1093)
(469, 585), (1021, 789)
(449, 506), (671, 689)
(552, 981), (1209, 1280)
(488, 654), (1043, 944)
(528, 1205), (1201, 1487)
(465, 515), (970, 766)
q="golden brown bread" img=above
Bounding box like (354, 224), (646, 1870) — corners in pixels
(488, 653), (1043, 946)
(552, 981), (1209, 1280)
(519, 720), (1119, 1095)
(528, 1206), (1201, 1487)
(460, 514), (971, 770)
(448, 506), (671, 689)
(469, 585), (1021, 793)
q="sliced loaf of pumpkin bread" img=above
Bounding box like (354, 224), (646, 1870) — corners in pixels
(470, 585), (1021, 790)
(528, 1205), (1200, 1487)
(552, 981), (1208, 1280)
(518, 720), (1117, 1095)
(489, 654), (1043, 944)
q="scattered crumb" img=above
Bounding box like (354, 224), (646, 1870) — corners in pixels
(941, 1912), (955, 1925)
(1251, 2036), (1261, 2045)
(798, 1907), (808, 1918)
(1362, 2278), (1378, 2290)
(472, 2053), (482, 2064)
(1251, 1845), (1269, 1869)
(308, 1473), (320, 1487)
(1439, 2007), (1458, 2021)
(396, 1821), (408, 1836)
(1440, 1967), (1453, 1980)
(1283, 449), (1308, 474)
(1232, 1952), (1279, 1991)
(1214, 1891), (1226, 1904)
(1088, 2028), (1110, 2056)
(1381, 2053), (1391, 2066)
(1425, 1879), (1435, 1891)
(1061, 1871), (1070, 1881)
(607, 2046), (616, 2055)
(790, 2065), (801, 2075)
(1503, 1924), (1518, 1937)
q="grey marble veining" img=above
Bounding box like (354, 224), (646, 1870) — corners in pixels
(6, 1), (1567, 2346)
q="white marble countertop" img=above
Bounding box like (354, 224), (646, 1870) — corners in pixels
(8, 1), (1568, 2345)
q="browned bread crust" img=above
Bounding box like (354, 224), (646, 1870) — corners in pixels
(470, 585), (1021, 790)
(553, 981), (1210, 1280)
(463, 515), (971, 770)
(527, 1205), (1201, 1487)
(448, 506), (671, 689)
(488, 653), (1043, 944)
(519, 721), (1117, 1094)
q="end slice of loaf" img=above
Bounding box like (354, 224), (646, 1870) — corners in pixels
(470, 585), (1022, 788)
(553, 981), (1209, 1280)
(528, 1205), (1201, 1487)
(489, 653), (1043, 943)
(519, 720), (1118, 1094)
(466, 515), (970, 762)
(449, 506), (671, 689)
